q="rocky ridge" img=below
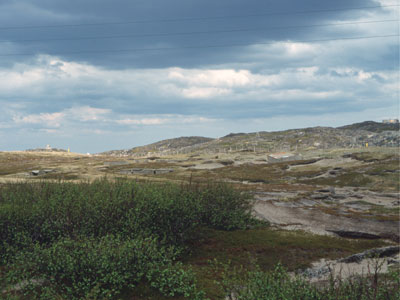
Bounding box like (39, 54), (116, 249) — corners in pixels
(101, 121), (399, 156)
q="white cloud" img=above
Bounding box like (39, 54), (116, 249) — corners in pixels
(12, 106), (216, 133)
(66, 106), (111, 121)
(117, 118), (166, 125)
(268, 89), (343, 101)
(0, 68), (43, 90)
(284, 42), (319, 56)
(2, 44), (397, 141)
(169, 68), (252, 87)
(13, 112), (65, 127)
(39, 128), (59, 134)
(116, 114), (216, 126)
(180, 116), (211, 123)
(181, 87), (231, 99)
(1, 53), (396, 106)
(11, 105), (111, 128)
(167, 68), (283, 99)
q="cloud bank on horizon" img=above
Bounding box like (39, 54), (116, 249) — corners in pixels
(0, 0), (398, 153)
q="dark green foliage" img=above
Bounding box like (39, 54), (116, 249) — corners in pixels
(0, 179), (253, 262)
(5, 235), (205, 300)
(196, 184), (254, 230)
(149, 262), (205, 300)
(121, 183), (203, 245)
(0, 179), (254, 299)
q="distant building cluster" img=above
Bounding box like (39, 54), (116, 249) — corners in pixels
(382, 119), (399, 124)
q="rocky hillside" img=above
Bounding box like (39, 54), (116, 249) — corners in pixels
(101, 121), (399, 156)
(25, 147), (67, 153)
(103, 136), (213, 156)
(338, 121), (399, 132)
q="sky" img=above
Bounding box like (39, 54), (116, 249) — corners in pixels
(0, 0), (399, 153)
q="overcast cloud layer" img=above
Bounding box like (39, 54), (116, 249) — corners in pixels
(0, 0), (398, 152)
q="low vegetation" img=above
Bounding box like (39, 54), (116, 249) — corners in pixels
(1, 179), (398, 299)
(0, 179), (257, 299)
(217, 263), (400, 300)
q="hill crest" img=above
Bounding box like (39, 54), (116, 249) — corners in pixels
(101, 121), (399, 156)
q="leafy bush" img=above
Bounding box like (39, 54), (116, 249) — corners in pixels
(120, 183), (204, 245)
(0, 179), (256, 299)
(0, 179), (255, 262)
(148, 261), (205, 300)
(6, 235), (204, 299)
(197, 184), (254, 230)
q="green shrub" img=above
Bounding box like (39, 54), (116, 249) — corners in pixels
(6, 235), (204, 299)
(217, 262), (400, 300)
(197, 184), (254, 230)
(120, 183), (204, 245)
(1, 179), (256, 299)
(148, 261), (205, 300)
(0, 179), (256, 263)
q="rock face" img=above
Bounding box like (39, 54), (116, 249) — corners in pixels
(326, 230), (381, 240)
(102, 136), (214, 156)
(338, 121), (400, 133)
(267, 153), (302, 163)
(103, 161), (130, 166)
(302, 246), (400, 282)
(30, 169), (55, 176)
(338, 246), (400, 263)
(119, 168), (174, 175)
(253, 187), (399, 240)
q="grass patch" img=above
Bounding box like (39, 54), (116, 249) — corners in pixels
(103, 161), (176, 173)
(346, 152), (398, 162)
(0, 153), (79, 176)
(183, 228), (389, 299)
(212, 163), (286, 184)
(315, 205), (400, 222)
(34, 172), (80, 180)
(188, 228), (388, 271)
(300, 171), (373, 187)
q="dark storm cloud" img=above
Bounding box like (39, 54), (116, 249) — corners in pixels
(0, 0), (385, 69)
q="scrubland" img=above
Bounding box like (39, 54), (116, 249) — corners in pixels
(0, 147), (399, 299)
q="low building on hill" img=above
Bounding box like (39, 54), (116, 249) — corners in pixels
(267, 152), (302, 163)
